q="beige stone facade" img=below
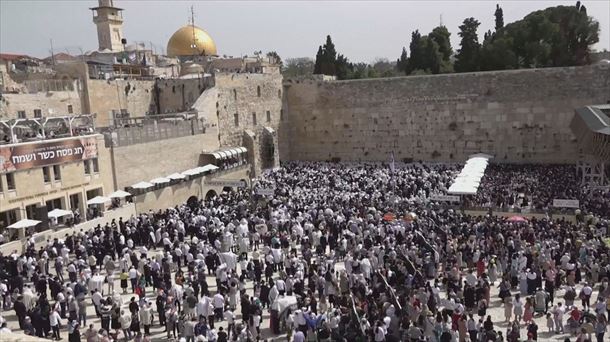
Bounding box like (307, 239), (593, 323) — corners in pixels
(0, 134), (114, 232)
(280, 64), (610, 163)
(84, 79), (156, 126)
(214, 72), (283, 174)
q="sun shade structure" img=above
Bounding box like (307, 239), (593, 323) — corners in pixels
(7, 218), (41, 229)
(447, 154), (492, 195)
(86, 196), (111, 205)
(109, 190), (132, 198)
(131, 181), (154, 189)
(47, 208), (73, 218)
(150, 177), (171, 184)
(167, 173), (186, 180)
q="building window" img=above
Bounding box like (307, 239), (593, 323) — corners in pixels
(234, 113), (239, 127)
(0, 175), (3, 193)
(17, 110), (26, 119)
(252, 112), (257, 126)
(280, 109), (284, 121)
(278, 89), (281, 98)
(43, 166), (51, 183)
(67, 105), (73, 114)
(53, 165), (61, 181)
(266, 110), (271, 122)
(92, 158), (99, 173)
(84, 160), (91, 175)
(34, 109), (42, 118)
(233, 89), (237, 100)
(6, 173), (15, 190)
(257, 86), (261, 97)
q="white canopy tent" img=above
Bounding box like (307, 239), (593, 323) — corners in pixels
(7, 218), (41, 229)
(447, 154), (492, 195)
(150, 177), (171, 184)
(47, 208), (73, 219)
(131, 181), (154, 189)
(87, 196), (111, 205)
(167, 173), (186, 180)
(182, 168), (203, 176)
(109, 190), (132, 198)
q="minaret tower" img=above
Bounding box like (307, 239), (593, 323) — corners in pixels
(90, 0), (125, 51)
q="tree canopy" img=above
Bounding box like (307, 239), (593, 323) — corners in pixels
(297, 2), (601, 79)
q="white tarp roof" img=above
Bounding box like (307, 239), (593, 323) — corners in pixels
(182, 168), (203, 176)
(131, 181), (154, 189)
(150, 177), (171, 184)
(8, 218), (41, 229)
(109, 190), (132, 198)
(47, 208), (73, 218)
(167, 173), (186, 180)
(447, 154), (492, 195)
(87, 196), (111, 205)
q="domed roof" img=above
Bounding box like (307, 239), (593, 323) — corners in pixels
(167, 25), (217, 57)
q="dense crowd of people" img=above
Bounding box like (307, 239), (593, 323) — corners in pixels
(0, 162), (608, 342)
(472, 164), (610, 218)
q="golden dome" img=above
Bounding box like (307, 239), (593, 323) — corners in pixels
(167, 25), (217, 57)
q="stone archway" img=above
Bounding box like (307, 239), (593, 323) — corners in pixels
(187, 195), (199, 209)
(204, 190), (217, 201)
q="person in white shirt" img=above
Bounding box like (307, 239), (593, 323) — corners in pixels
(50, 308), (62, 340)
(213, 293), (225, 321)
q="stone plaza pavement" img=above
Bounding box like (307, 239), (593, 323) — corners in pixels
(0, 245), (600, 342)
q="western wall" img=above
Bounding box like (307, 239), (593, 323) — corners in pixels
(280, 64), (610, 163)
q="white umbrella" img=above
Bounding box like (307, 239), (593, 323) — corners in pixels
(109, 190), (132, 198)
(86, 196), (111, 205)
(47, 208), (73, 219)
(167, 173), (186, 180)
(7, 218), (41, 229)
(150, 177), (171, 184)
(131, 181), (154, 189)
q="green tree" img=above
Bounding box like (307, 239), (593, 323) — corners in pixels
(266, 51), (282, 65)
(495, 4), (504, 31)
(428, 26), (453, 73)
(454, 17), (481, 72)
(283, 57), (314, 77)
(321, 35), (337, 75)
(407, 30), (426, 73)
(480, 4), (599, 68)
(335, 54), (352, 80)
(397, 47), (408, 74)
(313, 46), (323, 74)
(424, 38), (442, 74)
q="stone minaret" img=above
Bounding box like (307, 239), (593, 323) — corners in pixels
(90, 0), (124, 51)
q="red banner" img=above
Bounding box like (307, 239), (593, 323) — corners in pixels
(0, 136), (98, 173)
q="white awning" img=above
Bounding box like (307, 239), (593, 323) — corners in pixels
(131, 181), (154, 189)
(212, 152), (222, 159)
(228, 148), (239, 157)
(238, 147), (247, 153)
(202, 164), (219, 171)
(218, 151), (228, 159)
(150, 177), (171, 184)
(167, 173), (186, 180)
(8, 218), (41, 229)
(182, 168), (203, 176)
(86, 196), (111, 205)
(47, 208), (73, 219)
(109, 190), (132, 198)
(447, 154), (492, 195)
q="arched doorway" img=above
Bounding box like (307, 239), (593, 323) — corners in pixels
(204, 190), (217, 201)
(187, 195), (199, 209)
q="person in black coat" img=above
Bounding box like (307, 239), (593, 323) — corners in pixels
(156, 292), (166, 327)
(14, 296), (27, 329)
